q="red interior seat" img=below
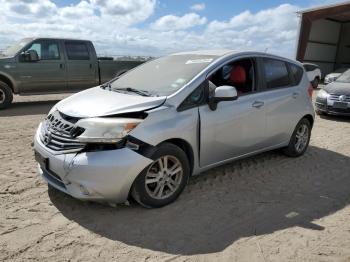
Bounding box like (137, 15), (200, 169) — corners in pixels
(229, 66), (247, 95)
(230, 66), (246, 85)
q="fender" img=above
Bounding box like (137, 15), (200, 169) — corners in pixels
(0, 71), (18, 94)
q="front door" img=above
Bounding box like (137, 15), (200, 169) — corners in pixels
(17, 40), (67, 94)
(199, 57), (266, 167)
(199, 93), (266, 167)
(64, 41), (98, 91)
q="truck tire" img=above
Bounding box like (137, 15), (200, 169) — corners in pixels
(0, 81), (13, 109)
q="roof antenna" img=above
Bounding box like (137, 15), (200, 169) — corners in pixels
(264, 47), (269, 53)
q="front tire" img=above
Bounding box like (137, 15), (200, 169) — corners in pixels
(131, 143), (190, 208)
(283, 118), (311, 157)
(0, 81), (13, 109)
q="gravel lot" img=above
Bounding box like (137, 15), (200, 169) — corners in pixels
(1, 89), (350, 262)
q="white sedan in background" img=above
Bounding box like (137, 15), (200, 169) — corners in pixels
(324, 68), (348, 84)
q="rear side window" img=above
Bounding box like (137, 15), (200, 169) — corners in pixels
(262, 58), (291, 89)
(289, 63), (303, 85)
(65, 42), (90, 60)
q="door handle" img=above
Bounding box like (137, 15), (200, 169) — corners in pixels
(59, 63), (64, 69)
(89, 63), (92, 69)
(252, 101), (264, 108)
(292, 92), (300, 99)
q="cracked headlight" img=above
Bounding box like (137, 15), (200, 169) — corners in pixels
(75, 118), (143, 143)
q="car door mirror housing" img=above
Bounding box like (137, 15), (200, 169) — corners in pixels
(209, 85), (238, 110)
(20, 50), (39, 62)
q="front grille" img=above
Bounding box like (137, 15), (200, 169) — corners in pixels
(329, 94), (350, 102)
(40, 110), (85, 153)
(327, 106), (350, 114)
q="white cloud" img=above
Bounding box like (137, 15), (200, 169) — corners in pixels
(6, 0), (57, 18)
(206, 4), (299, 57)
(151, 13), (207, 31)
(59, 1), (94, 19)
(190, 3), (206, 11)
(0, 1), (302, 58)
(91, 0), (156, 24)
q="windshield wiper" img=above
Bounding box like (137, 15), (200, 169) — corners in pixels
(113, 87), (152, 97)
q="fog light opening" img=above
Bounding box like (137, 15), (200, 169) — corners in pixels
(79, 184), (90, 196)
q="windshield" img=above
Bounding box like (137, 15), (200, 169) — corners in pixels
(335, 69), (350, 83)
(0, 38), (32, 57)
(110, 54), (218, 96)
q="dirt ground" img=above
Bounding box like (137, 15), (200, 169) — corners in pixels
(0, 89), (350, 262)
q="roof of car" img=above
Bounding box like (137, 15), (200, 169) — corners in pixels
(26, 37), (91, 42)
(171, 50), (302, 66)
(172, 49), (236, 56)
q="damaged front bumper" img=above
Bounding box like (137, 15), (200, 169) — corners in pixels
(33, 128), (153, 204)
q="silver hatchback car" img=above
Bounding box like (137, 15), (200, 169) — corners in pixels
(34, 50), (315, 208)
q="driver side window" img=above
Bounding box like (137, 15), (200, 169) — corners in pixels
(208, 58), (255, 97)
(24, 41), (60, 60)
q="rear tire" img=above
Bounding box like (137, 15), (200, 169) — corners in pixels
(0, 81), (13, 109)
(131, 143), (190, 208)
(311, 77), (319, 89)
(283, 118), (311, 157)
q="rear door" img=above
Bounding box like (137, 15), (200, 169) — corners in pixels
(258, 57), (302, 146)
(17, 39), (66, 94)
(64, 41), (98, 91)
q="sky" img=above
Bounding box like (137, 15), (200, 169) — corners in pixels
(0, 0), (347, 58)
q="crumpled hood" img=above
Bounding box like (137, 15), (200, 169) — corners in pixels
(324, 82), (350, 95)
(56, 86), (166, 118)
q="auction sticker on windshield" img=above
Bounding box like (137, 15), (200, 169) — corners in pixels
(185, 59), (213, 64)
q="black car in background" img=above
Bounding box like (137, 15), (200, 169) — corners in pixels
(315, 69), (350, 116)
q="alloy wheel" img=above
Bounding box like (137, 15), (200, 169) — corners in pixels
(295, 124), (309, 153)
(145, 155), (183, 200)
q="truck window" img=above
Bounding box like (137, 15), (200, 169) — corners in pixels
(65, 42), (90, 60)
(24, 41), (60, 60)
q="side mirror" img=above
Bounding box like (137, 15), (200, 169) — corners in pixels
(209, 85), (238, 110)
(20, 50), (39, 62)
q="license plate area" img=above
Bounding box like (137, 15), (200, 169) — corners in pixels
(333, 102), (348, 109)
(34, 150), (48, 170)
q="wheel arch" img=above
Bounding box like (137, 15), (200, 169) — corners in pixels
(0, 73), (16, 93)
(302, 114), (314, 128)
(161, 138), (195, 175)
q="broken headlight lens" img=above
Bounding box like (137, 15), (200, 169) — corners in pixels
(75, 117), (143, 143)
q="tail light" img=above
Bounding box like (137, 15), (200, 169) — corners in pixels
(307, 83), (313, 98)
